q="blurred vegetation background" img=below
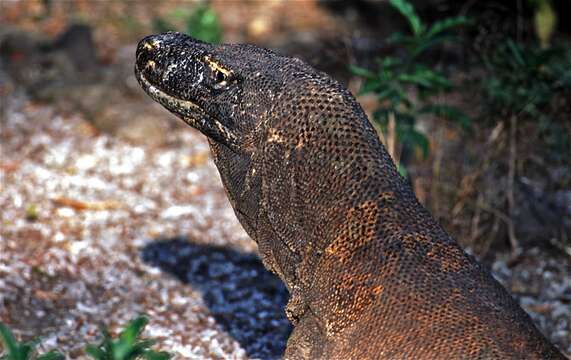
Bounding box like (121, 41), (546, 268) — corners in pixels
(0, 0), (570, 358)
(1, 0), (568, 257)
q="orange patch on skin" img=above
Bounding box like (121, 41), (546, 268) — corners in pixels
(371, 285), (384, 296)
(322, 272), (384, 336)
(325, 200), (379, 264)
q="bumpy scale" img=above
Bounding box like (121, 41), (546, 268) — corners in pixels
(135, 32), (565, 359)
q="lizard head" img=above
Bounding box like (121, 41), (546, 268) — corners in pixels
(135, 32), (286, 153)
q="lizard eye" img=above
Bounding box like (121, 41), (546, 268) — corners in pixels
(215, 70), (227, 84)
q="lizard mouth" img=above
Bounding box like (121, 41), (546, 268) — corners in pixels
(135, 58), (240, 151)
(135, 64), (209, 129)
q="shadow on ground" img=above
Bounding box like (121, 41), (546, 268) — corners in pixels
(141, 237), (292, 360)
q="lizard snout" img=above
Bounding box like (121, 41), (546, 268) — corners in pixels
(136, 32), (204, 61)
(136, 34), (167, 74)
(136, 32), (183, 55)
(135, 32), (210, 92)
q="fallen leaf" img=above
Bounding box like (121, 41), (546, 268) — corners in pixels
(527, 303), (553, 314)
(52, 197), (123, 211)
(190, 185), (205, 196)
(34, 289), (60, 301)
(0, 161), (20, 173)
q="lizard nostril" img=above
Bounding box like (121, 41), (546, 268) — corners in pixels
(142, 42), (155, 51)
(145, 60), (156, 70)
(138, 37), (161, 56)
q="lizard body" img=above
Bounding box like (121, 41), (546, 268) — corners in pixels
(135, 32), (564, 359)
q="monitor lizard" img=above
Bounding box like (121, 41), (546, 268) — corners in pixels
(134, 32), (565, 359)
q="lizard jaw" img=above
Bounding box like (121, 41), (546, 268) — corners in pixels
(135, 65), (207, 127)
(135, 65), (240, 151)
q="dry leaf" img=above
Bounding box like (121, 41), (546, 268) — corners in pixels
(52, 197), (123, 211)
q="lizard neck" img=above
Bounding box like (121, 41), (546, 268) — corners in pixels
(253, 88), (409, 289)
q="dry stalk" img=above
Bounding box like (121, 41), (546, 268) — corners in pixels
(469, 193), (483, 244)
(431, 126), (444, 217)
(508, 114), (520, 255)
(452, 122), (504, 218)
(387, 112), (399, 165)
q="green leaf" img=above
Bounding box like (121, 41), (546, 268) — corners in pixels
(0, 323), (20, 359)
(398, 126), (430, 159)
(85, 344), (107, 360)
(359, 79), (382, 95)
(20, 345), (34, 360)
(426, 16), (470, 39)
(36, 351), (65, 360)
(101, 329), (113, 357)
(112, 341), (131, 360)
(398, 73), (433, 88)
(119, 316), (148, 346)
(376, 56), (402, 69)
(373, 108), (392, 125)
(349, 65), (375, 79)
(143, 351), (172, 360)
(112, 316), (150, 359)
(480, 39), (570, 119)
(506, 40), (525, 67)
(186, 5), (223, 43)
(399, 67), (451, 91)
(375, 88), (399, 103)
(122, 340), (156, 359)
(389, 0), (424, 36)
(397, 163), (409, 178)
(419, 104), (471, 130)
(376, 85), (410, 108)
(411, 34), (459, 58)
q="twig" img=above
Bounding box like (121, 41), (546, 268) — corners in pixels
(387, 112), (400, 166)
(469, 193), (482, 244)
(507, 114), (520, 255)
(451, 122), (504, 217)
(476, 201), (511, 224)
(485, 214), (502, 256)
(431, 125), (444, 217)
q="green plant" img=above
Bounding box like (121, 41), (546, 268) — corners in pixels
(153, 4), (222, 43)
(85, 316), (171, 360)
(0, 316), (171, 360)
(479, 38), (571, 253)
(481, 38), (571, 159)
(482, 40), (571, 121)
(351, 0), (470, 171)
(0, 323), (64, 360)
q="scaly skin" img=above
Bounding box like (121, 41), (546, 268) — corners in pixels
(135, 32), (565, 359)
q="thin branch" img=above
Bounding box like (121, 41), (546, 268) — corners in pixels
(507, 114), (520, 255)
